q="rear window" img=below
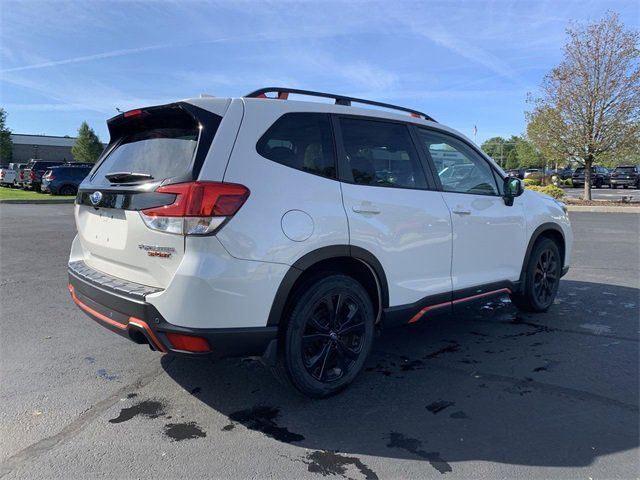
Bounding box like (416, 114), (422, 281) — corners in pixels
(615, 166), (636, 174)
(89, 105), (219, 187)
(90, 127), (198, 187)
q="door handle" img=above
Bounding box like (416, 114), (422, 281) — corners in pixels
(352, 204), (381, 214)
(452, 209), (471, 215)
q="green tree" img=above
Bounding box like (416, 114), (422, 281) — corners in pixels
(527, 13), (640, 200)
(514, 136), (545, 169)
(481, 136), (516, 168)
(72, 122), (103, 163)
(0, 108), (13, 162)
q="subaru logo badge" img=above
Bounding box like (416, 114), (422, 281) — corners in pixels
(90, 191), (103, 207)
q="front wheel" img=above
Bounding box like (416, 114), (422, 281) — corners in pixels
(277, 274), (375, 398)
(511, 238), (562, 312)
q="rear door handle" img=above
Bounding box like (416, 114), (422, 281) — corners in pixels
(452, 209), (471, 215)
(352, 204), (381, 214)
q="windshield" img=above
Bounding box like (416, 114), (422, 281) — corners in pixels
(614, 167), (636, 174)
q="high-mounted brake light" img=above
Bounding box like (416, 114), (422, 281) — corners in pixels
(124, 109), (143, 118)
(140, 181), (250, 235)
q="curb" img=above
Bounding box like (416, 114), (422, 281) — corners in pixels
(566, 205), (640, 213)
(0, 199), (75, 205)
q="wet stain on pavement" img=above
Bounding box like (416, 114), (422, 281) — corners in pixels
(365, 362), (393, 376)
(387, 432), (452, 474)
(449, 411), (469, 419)
(164, 422), (206, 441)
(227, 406), (304, 443)
(109, 400), (166, 424)
(426, 400), (455, 414)
(304, 450), (379, 480)
(221, 423), (235, 431)
(127, 393), (137, 399)
(97, 369), (117, 381)
(84, 356), (96, 364)
(400, 359), (425, 371)
(424, 343), (461, 359)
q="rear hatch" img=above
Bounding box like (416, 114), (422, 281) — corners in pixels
(75, 102), (224, 288)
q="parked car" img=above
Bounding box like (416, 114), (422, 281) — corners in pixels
(41, 165), (93, 195)
(523, 168), (561, 186)
(555, 167), (573, 180)
(572, 165), (611, 188)
(0, 168), (7, 186)
(506, 168), (525, 179)
(67, 88), (573, 397)
(22, 160), (65, 191)
(610, 165), (640, 189)
(0, 162), (28, 187)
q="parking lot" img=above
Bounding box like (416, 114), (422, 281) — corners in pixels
(0, 205), (638, 479)
(563, 186), (640, 202)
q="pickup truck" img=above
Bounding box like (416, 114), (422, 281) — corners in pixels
(0, 163), (28, 187)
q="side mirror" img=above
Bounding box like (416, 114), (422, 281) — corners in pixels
(503, 177), (524, 206)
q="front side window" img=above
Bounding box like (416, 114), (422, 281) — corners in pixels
(338, 118), (427, 189)
(256, 113), (336, 179)
(417, 129), (499, 196)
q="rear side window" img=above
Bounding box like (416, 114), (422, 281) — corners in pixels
(256, 113), (336, 179)
(338, 118), (427, 189)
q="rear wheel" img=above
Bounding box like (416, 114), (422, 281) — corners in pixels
(595, 178), (603, 188)
(277, 274), (375, 398)
(511, 238), (561, 312)
(59, 185), (76, 196)
(623, 185), (628, 189)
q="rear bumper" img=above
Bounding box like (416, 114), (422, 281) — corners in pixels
(68, 262), (277, 358)
(611, 179), (637, 185)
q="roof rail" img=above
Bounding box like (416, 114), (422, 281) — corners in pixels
(245, 87), (436, 122)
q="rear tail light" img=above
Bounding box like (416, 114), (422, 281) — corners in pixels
(30, 170), (36, 180)
(140, 181), (250, 236)
(19, 172), (24, 180)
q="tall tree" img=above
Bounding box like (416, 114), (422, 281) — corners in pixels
(481, 136), (514, 168)
(527, 12), (640, 199)
(515, 136), (545, 169)
(72, 122), (103, 163)
(0, 108), (13, 162)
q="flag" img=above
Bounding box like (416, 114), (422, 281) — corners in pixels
(473, 125), (478, 136)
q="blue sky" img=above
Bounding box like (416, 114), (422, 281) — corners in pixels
(1, 0), (637, 145)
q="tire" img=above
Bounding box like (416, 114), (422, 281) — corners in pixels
(595, 178), (602, 188)
(510, 238), (562, 313)
(623, 185), (628, 189)
(276, 274), (375, 398)
(59, 185), (76, 196)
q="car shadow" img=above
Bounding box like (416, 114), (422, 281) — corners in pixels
(161, 280), (639, 472)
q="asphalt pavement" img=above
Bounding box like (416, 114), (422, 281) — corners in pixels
(563, 186), (640, 201)
(1, 205), (638, 479)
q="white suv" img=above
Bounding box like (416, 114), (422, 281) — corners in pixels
(68, 88), (572, 397)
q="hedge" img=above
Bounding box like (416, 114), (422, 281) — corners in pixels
(526, 184), (565, 199)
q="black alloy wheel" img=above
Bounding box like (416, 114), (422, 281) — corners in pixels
(301, 292), (366, 383)
(277, 274), (375, 398)
(532, 248), (559, 307)
(511, 237), (562, 312)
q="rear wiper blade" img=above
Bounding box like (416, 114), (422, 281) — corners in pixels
(105, 172), (154, 183)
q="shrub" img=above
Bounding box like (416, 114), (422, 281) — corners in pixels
(523, 178), (541, 186)
(526, 184), (565, 199)
(563, 178), (573, 186)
